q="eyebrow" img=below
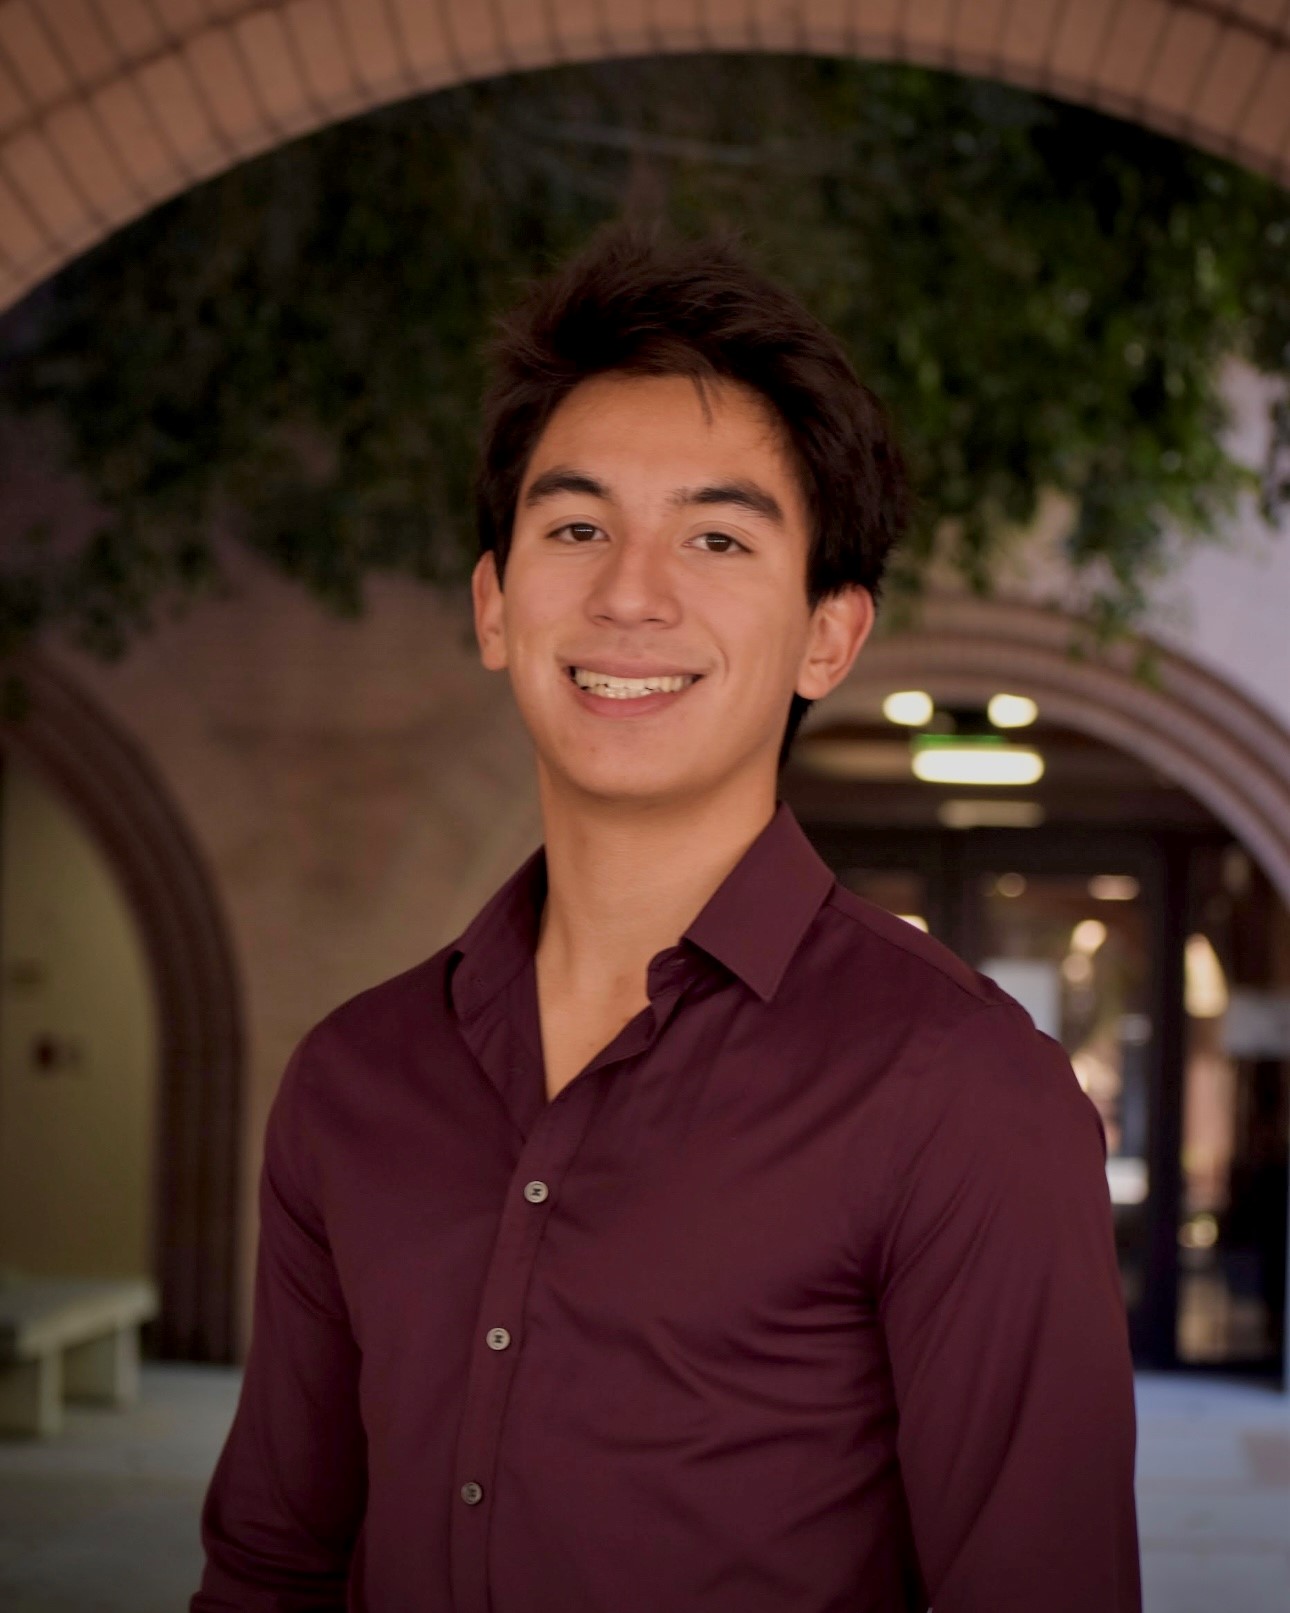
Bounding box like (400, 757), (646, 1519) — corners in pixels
(522, 468), (611, 507)
(670, 481), (785, 525)
(522, 467), (785, 526)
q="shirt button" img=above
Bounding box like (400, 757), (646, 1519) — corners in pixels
(523, 1180), (549, 1203)
(460, 1480), (484, 1505)
(486, 1326), (511, 1351)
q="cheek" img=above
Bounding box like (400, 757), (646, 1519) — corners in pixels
(711, 586), (811, 684)
(502, 572), (571, 657)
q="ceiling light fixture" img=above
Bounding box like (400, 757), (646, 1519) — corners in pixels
(987, 693), (1039, 729)
(912, 736), (1045, 786)
(882, 690), (934, 727)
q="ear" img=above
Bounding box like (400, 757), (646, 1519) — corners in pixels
(471, 551), (508, 672)
(795, 586), (875, 701)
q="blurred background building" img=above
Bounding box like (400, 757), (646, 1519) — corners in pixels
(0, 0), (1287, 1417)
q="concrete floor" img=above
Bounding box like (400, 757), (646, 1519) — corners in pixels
(0, 1366), (1285, 1611)
(1133, 1373), (1290, 1613)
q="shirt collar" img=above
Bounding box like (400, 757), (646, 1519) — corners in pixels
(680, 801), (836, 1003)
(448, 843), (546, 1018)
(449, 800), (835, 1014)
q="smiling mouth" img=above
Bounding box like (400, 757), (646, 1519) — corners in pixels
(567, 667), (701, 700)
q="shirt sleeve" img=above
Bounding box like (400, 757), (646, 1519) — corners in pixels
(876, 1000), (1142, 1613)
(191, 1033), (367, 1611)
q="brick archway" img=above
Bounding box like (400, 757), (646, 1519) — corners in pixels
(0, 651), (244, 1362)
(816, 595), (1290, 908)
(1, 1), (1288, 315)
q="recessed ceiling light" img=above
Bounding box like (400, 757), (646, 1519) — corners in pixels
(913, 740), (1045, 786)
(987, 693), (1039, 728)
(882, 690), (934, 726)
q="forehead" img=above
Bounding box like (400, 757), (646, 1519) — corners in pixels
(523, 372), (804, 511)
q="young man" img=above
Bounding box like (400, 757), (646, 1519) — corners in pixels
(193, 229), (1141, 1612)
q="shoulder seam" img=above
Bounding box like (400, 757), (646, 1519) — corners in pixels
(823, 886), (997, 1009)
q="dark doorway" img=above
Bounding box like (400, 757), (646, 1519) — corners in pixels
(787, 718), (1289, 1379)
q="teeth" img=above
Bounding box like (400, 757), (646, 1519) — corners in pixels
(571, 668), (697, 698)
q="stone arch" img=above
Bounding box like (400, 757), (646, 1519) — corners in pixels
(813, 594), (1290, 906)
(0, 651), (244, 1362)
(0, 1), (1288, 315)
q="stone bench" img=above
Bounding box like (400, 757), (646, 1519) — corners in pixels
(0, 1277), (159, 1437)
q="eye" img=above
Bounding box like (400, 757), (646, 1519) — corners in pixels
(689, 531), (750, 554)
(551, 522), (605, 543)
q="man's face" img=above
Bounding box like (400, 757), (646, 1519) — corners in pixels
(472, 371), (872, 809)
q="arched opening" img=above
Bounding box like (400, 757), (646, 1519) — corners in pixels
(0, 652), (244, 1362)
(785, 595), (1290, 1380)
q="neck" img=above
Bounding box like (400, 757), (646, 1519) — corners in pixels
(534, 768), (778, 1002)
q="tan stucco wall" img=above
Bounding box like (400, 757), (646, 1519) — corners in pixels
(43, 547), (540, 1345)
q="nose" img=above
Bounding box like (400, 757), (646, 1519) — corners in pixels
(584, 533), (680, 629)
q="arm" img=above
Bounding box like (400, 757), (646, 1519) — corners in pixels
(877, 1002), (1141, 1613)
(192, 1034), (367, 1611)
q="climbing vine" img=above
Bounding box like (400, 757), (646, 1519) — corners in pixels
(2, 54), (1287, 658)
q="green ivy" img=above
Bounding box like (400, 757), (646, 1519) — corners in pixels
(1, 54), (1287, 659)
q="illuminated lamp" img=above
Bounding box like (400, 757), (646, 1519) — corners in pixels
(882, 690), (934, 727)
(987, 693), (1039, 728)
(911, 733), (1045, 786)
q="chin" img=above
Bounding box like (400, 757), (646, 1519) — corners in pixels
(543, 746), (713, 807)
(534, 720), (770, 807)
(567, 765), (699, 806)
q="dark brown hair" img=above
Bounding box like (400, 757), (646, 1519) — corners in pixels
(475, 225), (909, 762)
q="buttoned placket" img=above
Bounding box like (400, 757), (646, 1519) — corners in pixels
(447, 949), (694, 1613)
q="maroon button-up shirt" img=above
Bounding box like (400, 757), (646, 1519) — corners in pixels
(193, 803), (1140, 1613)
